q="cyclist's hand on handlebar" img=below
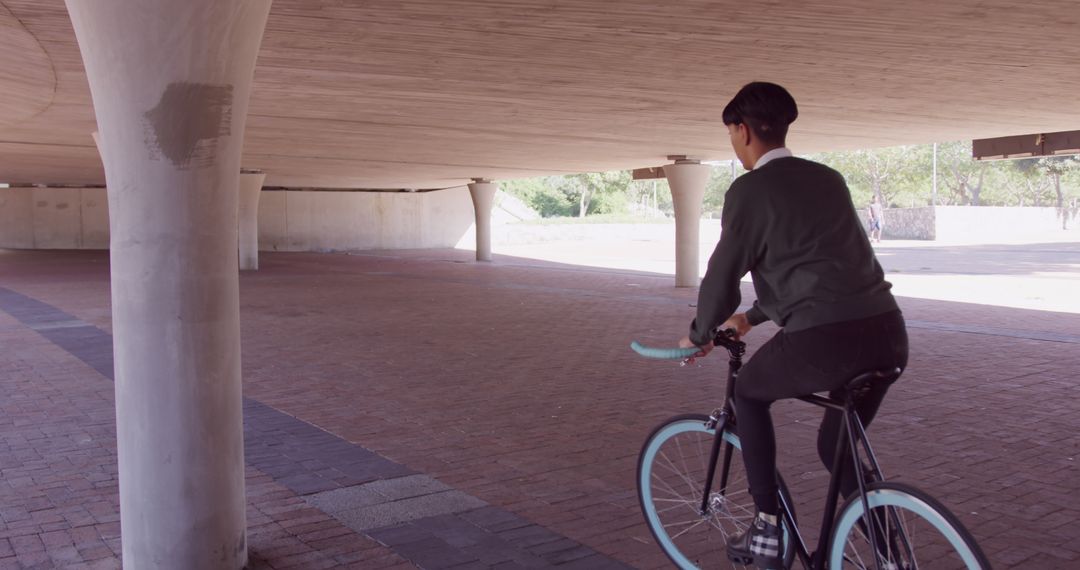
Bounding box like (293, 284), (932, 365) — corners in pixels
(721, 313), (753, 340)
(678, 335), (713, 361)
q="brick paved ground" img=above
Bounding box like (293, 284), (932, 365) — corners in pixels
(1, 248), (1078, 568)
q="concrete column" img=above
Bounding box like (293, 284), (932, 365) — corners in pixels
(663, 160), (710, 287)
(65, 2), (271, 569)
(91, 131), (105, 164)
(238, 170), (266, 270)
(468, 179), (498, 261)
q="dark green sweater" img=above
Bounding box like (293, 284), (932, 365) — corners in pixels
(689, 156), (898, 346)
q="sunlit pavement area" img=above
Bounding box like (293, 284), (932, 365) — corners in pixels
(496, 226), (1080, 314)
(1, 241), (1079, 568)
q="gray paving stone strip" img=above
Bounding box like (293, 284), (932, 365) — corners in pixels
(905, 319), (1080, 344)
(307, 477), (486, 531)
(0, 285), (635, 569)
(0, 287), (116, 380)
(243, 398), (417, 494)
(363, 508), (634, 569)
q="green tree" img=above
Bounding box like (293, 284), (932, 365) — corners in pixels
(1004, 159), (1054, 207)
(562, 170), (632, 217)
(1061, 161), (1080, 228)
(501, 146), (1080, 221)
(500, 176), (575, 217)
(853, 146), (922, 207)
(935, 141), (990, 206)
(624, 178), (671, 217)
(702, 161), (739, 218)
(1035, 156), (1080, 227)
(500, 170), (635, 218)
(1037, 156), (1080, 208)
(811, 148), (907, 206)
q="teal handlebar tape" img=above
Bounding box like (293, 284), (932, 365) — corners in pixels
(630, 341), (700, 360)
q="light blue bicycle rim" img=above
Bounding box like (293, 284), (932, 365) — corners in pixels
(641, 419), (740, 569)
(829, 488), (982, 569)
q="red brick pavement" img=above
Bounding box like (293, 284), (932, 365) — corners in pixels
(1, 248), (1079, 568)
(0, 279), (414, 569)
(244, 472), (413, 570)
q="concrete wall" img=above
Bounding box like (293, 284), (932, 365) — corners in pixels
(933, 206), (1079, 242)
(1, 185), (474, 251)
(9, 188), (1078, 251)
(493, 220), (723, 246)
(855, 205), (1080, 241)
(855, 206), (937, 240)
(257, 186), (474, 252)
(0, 187), (110, 248)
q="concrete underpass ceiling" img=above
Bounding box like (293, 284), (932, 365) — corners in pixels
(1, 0), (1079, 189)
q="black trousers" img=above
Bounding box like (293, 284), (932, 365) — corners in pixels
(733, 310), (908, 515)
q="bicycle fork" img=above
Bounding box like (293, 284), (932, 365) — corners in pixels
(700, 353), (743, 517)
(701, 406), (812, 568)
(699, 408), (734, 516)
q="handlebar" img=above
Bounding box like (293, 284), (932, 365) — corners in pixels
(629, 342), (700, 360)
(630, 329), (746, 360)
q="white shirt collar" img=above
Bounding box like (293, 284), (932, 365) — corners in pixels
(753, 147), (793, 170)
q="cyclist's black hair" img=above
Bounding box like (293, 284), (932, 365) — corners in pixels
(721, 82), (798, 146)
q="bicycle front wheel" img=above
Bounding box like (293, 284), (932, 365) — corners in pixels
(829, 481), (991, 569)
(637, 414), (795, 570)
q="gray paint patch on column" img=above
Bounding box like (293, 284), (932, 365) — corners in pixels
(143, 82), (233, 169)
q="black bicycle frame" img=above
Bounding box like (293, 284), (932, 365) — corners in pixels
(699, 335), (894, 570)
(698, 351), (740, 515)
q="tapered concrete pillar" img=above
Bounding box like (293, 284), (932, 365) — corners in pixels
(468, 179), (498, 261)
(238, 170), (266, 271)
(663, 160), (710, 287)
(91, 131), (105, 163)
(66, 2), (271, 569)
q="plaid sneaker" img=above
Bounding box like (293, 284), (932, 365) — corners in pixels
(726, 512), (784, 568)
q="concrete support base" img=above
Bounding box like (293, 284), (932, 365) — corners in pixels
(65, 1), (272, 568)
(468, 180), (498, 261)
(662, 161), (709, 287)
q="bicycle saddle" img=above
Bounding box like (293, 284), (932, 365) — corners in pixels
(843, 367), (902, 394)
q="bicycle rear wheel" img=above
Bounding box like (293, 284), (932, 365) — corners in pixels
(829, 481), (991, 569)
(637, 414), (796, 570)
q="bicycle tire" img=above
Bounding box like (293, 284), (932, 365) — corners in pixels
(829, 481), (991, 569)
(637, 414), (796, 570)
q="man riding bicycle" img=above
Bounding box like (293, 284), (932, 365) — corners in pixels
(676, 82), (908, 569)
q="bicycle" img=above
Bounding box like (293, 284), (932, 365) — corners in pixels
(631, 330), (991, 569)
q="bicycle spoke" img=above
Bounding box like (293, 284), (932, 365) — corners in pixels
(896, 508), (920, 569)
(669, 517), (712, 540)
(640, 419), (797, 570)
(845, 521), (871, 568)
(833, 485), (988, 569)
(651, 467), (695, 500)
(656, 500), (700, 515)
(715, 498), (755, 519)
(673, 435), (698, 498)
(656, 451), (702, 499)
(652, 469), (693, 502)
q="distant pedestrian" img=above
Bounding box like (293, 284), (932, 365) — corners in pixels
(868, 195), (884, 243)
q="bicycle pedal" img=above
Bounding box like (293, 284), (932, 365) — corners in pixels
(726, 553), (753, 565)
